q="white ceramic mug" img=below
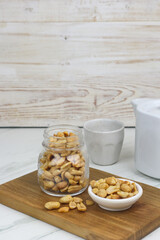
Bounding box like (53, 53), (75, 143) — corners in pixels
(84, 119), (124, 165)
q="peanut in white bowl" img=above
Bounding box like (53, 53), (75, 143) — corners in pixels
(88, 178), (143, 211)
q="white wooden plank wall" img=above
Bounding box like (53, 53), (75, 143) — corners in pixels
(0, 0), (160, 126)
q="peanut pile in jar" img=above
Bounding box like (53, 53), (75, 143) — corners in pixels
(39, 131), (88, 195)
(90, 176), (138, 199)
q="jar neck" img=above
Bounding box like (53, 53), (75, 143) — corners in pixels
(42, 124), (83, 150)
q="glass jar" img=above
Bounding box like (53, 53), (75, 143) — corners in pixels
(38, 124), (89, 196)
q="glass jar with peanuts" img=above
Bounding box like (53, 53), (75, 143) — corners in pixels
(38, 125), (89, 196)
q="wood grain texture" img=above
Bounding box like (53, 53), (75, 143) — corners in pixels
(0, 168), (160, 240)
(0, 22), (160, 126)
(0, 0), (160, 22)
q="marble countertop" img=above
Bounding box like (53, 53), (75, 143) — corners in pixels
(0, 128), (159, 240)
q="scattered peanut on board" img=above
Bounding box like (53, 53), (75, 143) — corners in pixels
(44, 194), (94, 213)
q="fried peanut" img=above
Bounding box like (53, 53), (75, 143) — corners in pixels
(86, 200), (94, 206)
(42, 171), (53, 180)
(67, 154), (80, 164)
(120, 183), (132, 192)
(90, 180), (97, 188)
(128, 193), (134, 197)
(107, 195), (112, 199)
(59, 195), (73, 203)
(68, 185), (82, 193)
(43, 180), (54, 189)
(68, 167), (74, 172)
(40, 157), (46, 164)
(56, 181), (68, 190)
(60, 186), (69, 192)
(77, 202), (87, 212)
(73, 197), (83, 203)
(110, 194), (120, 199)
(65, 171), (74, 180)
(41, 162), (49, 170)
(48, 159), (57, 167)
(49, 142), (55, 148)
(61, 151), (71, 157)
(57, 157), (65, 166)
(80, 178), (88, 188)
(56, 132), (64, 137)
(66, 142), (78, 148)
(132, 182), (137, 192)
(63, 131), (69, 137)
(69, 179), (78, 185)
(56, 142), (66, 149)
(70, 150), (78, 155)
(69, 201), (77, 209)
(75, 161), (85, 168)
(133, 190), (138, 196)
(128, 191), (138, 197)
(69, 132), (75, 136)
(61, 162), (72, 171)
(74, 176), (81, 181)
(124, 180), (130, 185)
(49, 136), (57, 142)
(54, 176), (62, 183)
(69, 169), (83, 176)
(52, 185), (59, 192)
(45, 201), (60, 210)
(51, 169), (62, 177)
(115, 180), (121, 189)
(49, 166), (56, 172)
(58, 207), (70, 213)
(53, 153), (61, 159)
(117, 191), (129, 198)
(47, 153), (54, 161)
(130, 184), (134, 191)
(79, 167), (85, 172)
(92, 181), (99, 188)
(105, 177), (117, 185)
(61, 171), (66, 180)
(98, 183), (108, 190)
(98, 179), (105, 184)
(43, 151), (51, 158)
(106, 186), (119, 195)
(56, 139), (67, 145)
(97, 189), (107, 198)
(67, 135), (78, 143)
(92, 188), (98, 194)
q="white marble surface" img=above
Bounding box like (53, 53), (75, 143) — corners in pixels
(0, 128), (159, 240)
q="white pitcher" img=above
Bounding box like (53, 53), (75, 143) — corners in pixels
(132, 98), (160, 179)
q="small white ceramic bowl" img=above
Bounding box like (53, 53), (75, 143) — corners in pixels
(88, 178), (143, 211)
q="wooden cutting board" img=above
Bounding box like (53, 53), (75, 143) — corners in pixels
(0, 168), (160, 240)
